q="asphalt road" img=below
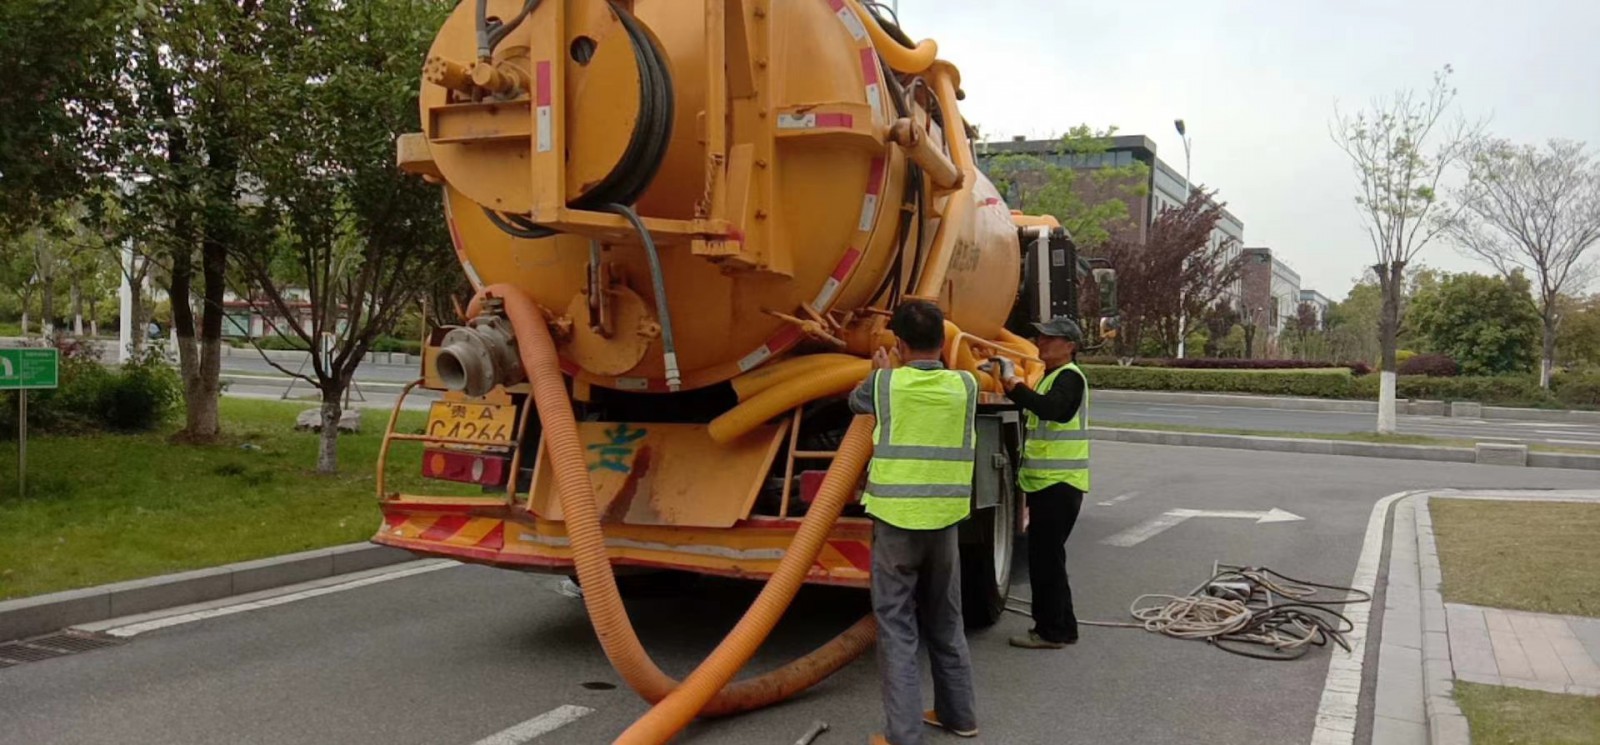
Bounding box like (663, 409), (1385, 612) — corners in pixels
(219, 352), (437, 412)
(1094, 399), (1600, 449)
(5, 444), (1598, 745)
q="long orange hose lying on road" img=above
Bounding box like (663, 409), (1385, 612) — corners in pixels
(470, 285), (877, 744)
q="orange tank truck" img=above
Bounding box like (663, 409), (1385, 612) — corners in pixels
(378, 0), (1117, 641)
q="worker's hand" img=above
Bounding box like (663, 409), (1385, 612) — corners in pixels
(872, 347), (892, 370)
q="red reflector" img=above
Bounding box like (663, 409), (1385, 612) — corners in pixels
(422, 448), (508, 486)
(799, 470), (861, 505)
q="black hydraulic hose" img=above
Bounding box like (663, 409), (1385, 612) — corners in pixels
(604, 203), (680, 391)
(488, 0), (542, 50)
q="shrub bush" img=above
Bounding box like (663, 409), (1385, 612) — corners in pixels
(254, 334), (310, 351)
(102, 350), (182, 431)
(370, 335), (422, 355)
(0, 351), (180, 437)
(1552, 372), (1600, 409)
(1082, 365), (1355, 398)
(1078, 356), (1370, 375)
(1398, 353), (1458, 377)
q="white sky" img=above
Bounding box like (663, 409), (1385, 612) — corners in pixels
(897, 0), (1600, 299)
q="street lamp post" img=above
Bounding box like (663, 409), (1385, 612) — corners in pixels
(1174, 118), (1195, 359)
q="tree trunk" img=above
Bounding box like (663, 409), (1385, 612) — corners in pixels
(1540, 310), (1557, 389)
(317, 384), (343, 474)
(40, 278), (55, 339)
(88, 292), (98, 337)
(71, 278), (84, 337)
(1375, 261), (1404, 435)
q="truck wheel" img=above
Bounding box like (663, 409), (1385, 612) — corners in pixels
(959, 472), (1017, 629)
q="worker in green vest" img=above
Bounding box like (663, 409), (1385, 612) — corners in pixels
(850, 300), (979, 745)
(997, 316), (1089, 650)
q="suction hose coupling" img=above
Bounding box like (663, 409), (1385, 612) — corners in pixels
(437, 310), (524, 397)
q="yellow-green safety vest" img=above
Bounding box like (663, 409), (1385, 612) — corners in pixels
(1018, 362), (1090, 492)
(861, 366), (978, 530)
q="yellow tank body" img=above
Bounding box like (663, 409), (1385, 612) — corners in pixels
(406, 0), (1030, 393)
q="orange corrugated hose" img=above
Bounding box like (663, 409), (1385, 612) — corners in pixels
(468, 285), (877, 743)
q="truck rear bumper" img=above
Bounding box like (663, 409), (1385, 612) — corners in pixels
(374, 497), (873, 588)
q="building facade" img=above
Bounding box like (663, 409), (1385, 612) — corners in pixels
(1299, 289), (1332, 329)
(1239, 247), (1304, 356)
(975, 134), (1246, 307)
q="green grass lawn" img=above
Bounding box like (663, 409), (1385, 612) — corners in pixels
(0, 321), (23, 337)
(1095, 420), (1600, 455)
(0, 398), (479, 601)
(1456, 681), (1600, 744)
(1431, 498), (1600, 617)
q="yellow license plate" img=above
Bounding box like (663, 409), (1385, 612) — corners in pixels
(425, 401), (518, 445)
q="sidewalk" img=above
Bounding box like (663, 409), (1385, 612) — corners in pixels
(1374, 490), (1600, 745)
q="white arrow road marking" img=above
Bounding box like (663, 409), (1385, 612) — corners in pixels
(0, 357), (12, 377)
(469, 705), (595, 745)
(1101, 507), (1305, 547)
(1096, 491), (1141, 507)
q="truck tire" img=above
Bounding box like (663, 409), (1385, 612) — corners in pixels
(959, 466), (1017, 629)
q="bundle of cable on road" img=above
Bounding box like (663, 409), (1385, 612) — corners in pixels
(1006, 562), (1371, 661)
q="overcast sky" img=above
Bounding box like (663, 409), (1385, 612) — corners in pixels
(896, 0), (1600, 300)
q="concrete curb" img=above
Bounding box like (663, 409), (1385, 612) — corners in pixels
(0, 543), (414, 643)
(1095, 388), (1600, 424)
(1090, 428), (1600, 471)
(1413, 495), (1474, 744)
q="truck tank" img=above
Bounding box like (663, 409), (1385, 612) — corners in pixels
(400, 0), (1036, 394)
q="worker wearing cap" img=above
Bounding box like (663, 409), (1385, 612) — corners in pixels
(996, 316), (1090, 649)
(849, 300), (980, 745)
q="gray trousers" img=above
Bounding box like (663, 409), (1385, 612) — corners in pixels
(872, 520), (978, 745)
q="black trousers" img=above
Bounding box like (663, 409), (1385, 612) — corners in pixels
(1026, 482), (1084, 643)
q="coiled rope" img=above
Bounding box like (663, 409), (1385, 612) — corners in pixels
(1006, 562), (1371, 661)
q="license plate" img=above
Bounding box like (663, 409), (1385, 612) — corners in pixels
(425, 401), (517, 446)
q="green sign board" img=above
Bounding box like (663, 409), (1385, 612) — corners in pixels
(0, 349), (59, 390)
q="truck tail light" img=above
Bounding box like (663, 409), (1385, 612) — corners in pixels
(422, 448), (508, 487)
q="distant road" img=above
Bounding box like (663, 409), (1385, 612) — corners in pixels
(1093, 399), (1600, 449)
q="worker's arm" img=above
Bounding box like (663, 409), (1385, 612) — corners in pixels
(848, 372), (877, 415)
(1005, 368), (1084, 423)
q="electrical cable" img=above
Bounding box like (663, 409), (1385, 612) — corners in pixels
(1005, 562), (1369, 662)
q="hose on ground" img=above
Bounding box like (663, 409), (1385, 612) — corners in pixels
(1005, 562), (1369, 661)
(468, 284), (877, 744)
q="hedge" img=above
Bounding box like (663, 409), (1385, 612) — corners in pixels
(1082, 365), (1600, 410)
(1079, 356), (1372, 375)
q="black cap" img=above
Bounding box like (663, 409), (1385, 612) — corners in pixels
(1031, 317), (1083, 343)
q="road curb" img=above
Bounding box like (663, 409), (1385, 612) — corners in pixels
(0, 542), (414, 643)
(1090, 428), (1600, 471)
(1095, 388), (1600, 424)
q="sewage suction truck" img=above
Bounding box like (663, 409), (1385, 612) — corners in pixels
(377, 0), (1117, 739)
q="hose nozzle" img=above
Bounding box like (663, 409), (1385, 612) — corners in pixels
(436, 315), (524, 397)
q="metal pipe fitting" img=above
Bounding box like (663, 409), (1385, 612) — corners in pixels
(436, 315), (524, 396)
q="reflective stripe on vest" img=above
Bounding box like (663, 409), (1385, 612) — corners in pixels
(1018, 361), (1090, 492)
(862, 366), (977, 530)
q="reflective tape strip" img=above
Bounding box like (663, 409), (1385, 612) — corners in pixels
(959, 372), (978, 449)
(812, 248), (862, 309)
(864, 482), (973, 498)
(873, 370), (893, 447)
(778, 112), (855, 129)
(535, 61), (553, 153)
(738, 325), (804, 372)
(737, 344), (773, 372)
(829, 0), (868, 40)
(1027, 427), (1089, 441)
(860, 157), (886, 232)
(1020, 458), (1090, 470)
(862, 48), (884, 125)
(873, 444), (975, 462)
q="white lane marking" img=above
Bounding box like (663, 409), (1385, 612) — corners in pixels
(1096, 491), (1141, 507)
(470, 706), (595, 745)
(1309, 488), (1422, 745)
(1101, 508), (1304, 547)
(1544, 438), (1600, 446)
(96, 560), (458, 638)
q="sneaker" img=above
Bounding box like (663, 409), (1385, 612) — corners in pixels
(1009, 630), (1072, 649)
(923, 710), (979, 738)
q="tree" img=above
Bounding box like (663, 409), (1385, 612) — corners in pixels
(107, 0), (281, 441)
(986, 126), (1151, 248)
(1556, 294), (1600, 370)
(1289, 302), (1320, 359)
(1444, 138), (1600, 387)
(233, 0), (454, 473)
(1408, 272), (1540, 375)
(1098, 188), (1242, 357)
(1202, 300), (1241, 357)
(0, 0), (127, 233)
(1331, 65), (1482, 432)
